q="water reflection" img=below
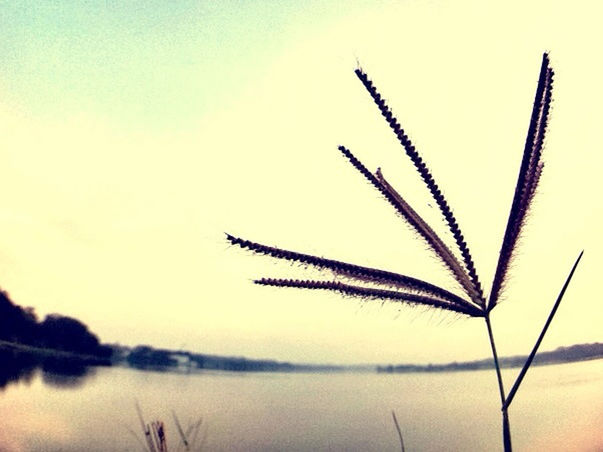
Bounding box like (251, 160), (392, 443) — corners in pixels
(41, 358), (97, 388)
(0, 349), (98, 391)
(0, 349), (38, 390)
(0, 359), (601, 450)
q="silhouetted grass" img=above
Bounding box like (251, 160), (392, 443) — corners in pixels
(227, 53), (583, 451)
(391, 410), (405, 452)
(129, 402), (206, 452)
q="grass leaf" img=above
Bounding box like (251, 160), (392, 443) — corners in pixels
(503, 250), (584, 409)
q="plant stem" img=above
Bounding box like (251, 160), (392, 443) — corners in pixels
(502, 410), (511, 452)
(485, 314), (512, 451)
(503, 250), (584, 411)
(391, 410), (405, 452)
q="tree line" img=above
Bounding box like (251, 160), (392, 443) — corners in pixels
(377, 342), (603, 373)
(0, 288), (111, 359)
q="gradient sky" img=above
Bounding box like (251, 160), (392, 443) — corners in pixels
(0, 0), (601, 365)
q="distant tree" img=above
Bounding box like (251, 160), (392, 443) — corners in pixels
(0, 288), (111, 361)
(0, 289), (38, 344)
(126, 345), (178, 369)
(38, 314), (103, 356)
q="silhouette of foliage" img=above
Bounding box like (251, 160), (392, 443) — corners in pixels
(0, 288), (111, 358)
(38, 314), (110, 357)
(0, 289), (39, 344)
(127, 345), (179, 370)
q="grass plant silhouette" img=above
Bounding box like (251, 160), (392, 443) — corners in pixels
(129, 402), (205, 452)
(227, 53), (583, 451)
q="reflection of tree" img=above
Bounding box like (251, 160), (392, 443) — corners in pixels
(0, 349), (39, 391)
(0, 349), (98, 390)
(41, 357), (97, 389)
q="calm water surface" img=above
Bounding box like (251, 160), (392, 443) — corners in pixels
(1, 359), (601, 451)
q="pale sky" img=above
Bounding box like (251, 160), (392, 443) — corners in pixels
(0, 0), (601, 365)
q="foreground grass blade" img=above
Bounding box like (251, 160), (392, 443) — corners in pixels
(337, 145), (480, 304)
(375, 167), (482, 305)
(136, 401), (157, 452)
(172, 410), (190, 450)
(256, 278), (483, 316)
(391, 410), (405, 452)
(503, 250), (584, 410)
(227, 233), (476, 309)
(489, 53), (554, 309)
(354, 68), (484, 301)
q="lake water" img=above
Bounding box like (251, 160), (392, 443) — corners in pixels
(1, 359), (601, 451)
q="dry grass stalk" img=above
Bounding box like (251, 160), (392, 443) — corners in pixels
(227, 52), (582, 452)
(131, 403), (205, 452)
(488, 55), (555, 310)
(391, 410), (405, 452)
